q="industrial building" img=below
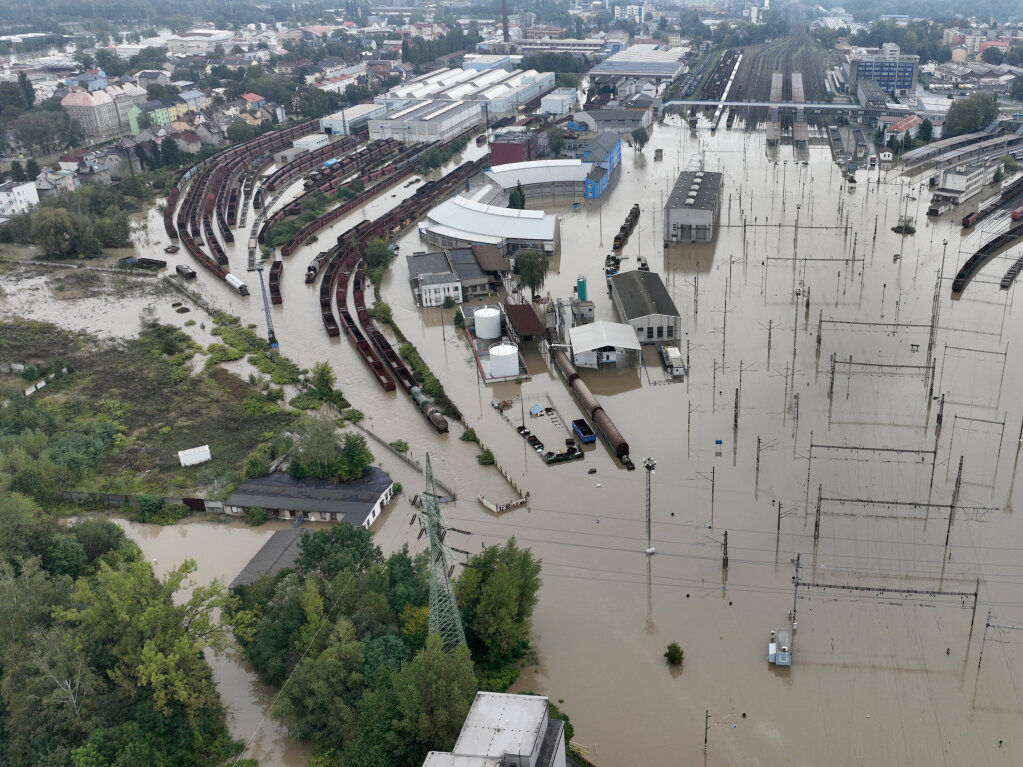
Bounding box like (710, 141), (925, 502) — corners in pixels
(368, 99), (483, 143)
(663, 170), (723, 244)
(927, 162), (998, 214)
(846, 44), (919, 96)
(377, 66), (555, 115)
(423, 692), (566, 767)
(569, 320), (641, 368)
(571, 108), (651, 134)
(541, 87), (577, 115)
(406, 250), (462, 306)
(856, 80), (889, 118)
(420, 195), (560, 254)
(485, 160), (592, 200)
(490, 130), (539, 165)
(589, 44), (689, 85)
(609, 270), (682, 344)
(319, 103), (388, 135)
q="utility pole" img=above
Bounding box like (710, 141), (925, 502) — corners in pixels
(644, 457), (656, 555)
(722, 530), (728, 570)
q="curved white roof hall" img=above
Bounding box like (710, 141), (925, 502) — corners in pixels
(484, 159), (591, 189)
(425, 195), (558, 241)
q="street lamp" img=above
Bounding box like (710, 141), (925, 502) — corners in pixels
(643, 457), (656, 555)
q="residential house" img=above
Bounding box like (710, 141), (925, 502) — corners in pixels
(884, 114), (923, 144)
(160, 95), (189, 121)
(277, 58), (314, 76)
(177, 88), (211, 112)
(135, 69), (170, 87)
(34, 169), (79, 198)
(240, 92), (266, 112)
(195, 122), (224, 145)
(170, 131), (202, 154)
(128, 100), (169, 134)
(0, 180), (39, 223)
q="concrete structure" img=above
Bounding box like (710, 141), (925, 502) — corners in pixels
(0, 180), (39, 223)
(614, 4), (645, 23)
(490, 131), (539, 166)
(589, 44), (688, 85)
(423, 692), (566, 767)
(608, 270), (682, 345)
(61, 82), (146, 140)
(369, 99), (483, 143)
(569, 320), (641, 368)
(407, 250), (462, 306)
(318, 103), (388, 135)
(846, 45), (919, 95)
(856, 79), (889, 118)
(663, 170), (723, 244)
(541, 87), (577, 115)
(420, 195), (560, 254)
(928, 161), (998, 212)
(224, 467), (394, 526)
(166, 29), (233, 55)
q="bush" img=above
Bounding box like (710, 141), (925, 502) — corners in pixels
(246, 506), (268, 526)
(135, 497), (190, 525)
(453, 310), (464, 329)
(289, 391), (322, 410)
(341, 408), (364, 422)
(664, 642), (684, 665)
(389, 439), (409, 453)
(477, 448), (495, 465)
(442, 295), (456, 309)
(392, 482), (403, 495)
(460, 427), (478, 443)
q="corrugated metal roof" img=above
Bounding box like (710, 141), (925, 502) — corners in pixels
(426, 196), (557, 241)
(569, 321), (642, 353)
(484, 160), (590, 187)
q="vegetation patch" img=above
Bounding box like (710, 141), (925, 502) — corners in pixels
(398, 342), (462, 419)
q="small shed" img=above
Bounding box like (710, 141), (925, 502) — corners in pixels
(569, 320), (641, 368)
(503, 301), (546, 341)
(178, 444), (211, 467)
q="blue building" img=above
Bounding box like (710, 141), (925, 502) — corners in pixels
(65, 69), (108, 91)
(575, 133), (621, 199)
(847, 47), (919, 96)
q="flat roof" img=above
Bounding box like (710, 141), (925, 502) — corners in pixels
(447, 247), (487, 282)
(452, 692), (549, 759)
(570, 320), (642, 353)
(666, 170), (722, 213)
(230, 528), (303, 588)
(504, 301), (546, 337)
(426, 196), (558, 242)
(406, 250), (454, 278)
(610, 270), (681, 320)
(590, 45), (687, 79)
(484, 159), (590, 187)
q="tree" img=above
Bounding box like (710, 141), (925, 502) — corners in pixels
(1007, 47), (1023, 66)
(72, 49), (95, 70)
(295, 521), (383, 580)
(514, 249), (549, 296)
(508, 181), (526, 209)
(944, 93), (999, 137)
(547, 125), (565, 157)
(159, 135), (181, 168)
(664, 641), (684, 665)
(17, 71), (34, 107)
(25, 158), (40, 179)
(632, 126), (649, 150)
(392, 634), (477, 754)
(364, 237), (393, 270)
(30, 207), (77, 257)
(919, 118), (933, 142)
(288, 415), (375, 482)
(1012, 75), (1023, 102)
(227, 120), (257, 144)
(9, 160), (26, 182)
(310, 360), (337, 397)
(981, 47), (1005, 65)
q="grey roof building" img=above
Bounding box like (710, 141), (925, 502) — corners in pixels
(447, 247), (489, 297)
(406, 250), (462, 306)
(231, 528), (304, 588)
(663, 170), (723, 244)
(608, 270), (682, 345)
(224, 468), (394, 526)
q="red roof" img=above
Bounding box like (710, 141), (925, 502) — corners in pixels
(241, 92), (264, 102)
(889, 115), (922, 133)
(503, 301), (545, 339)
(171, 131), (200, 143)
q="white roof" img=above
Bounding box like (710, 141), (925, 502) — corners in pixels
(421, 223), (503, 245)
(426, 196), (557, 241)
(452, 692), (548, 758)
(178, 444), (211, 466)
(485, 159), (590, 188)
(570, 321), (642, 353)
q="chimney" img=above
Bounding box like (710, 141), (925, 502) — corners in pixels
(502, 0), (510, 43)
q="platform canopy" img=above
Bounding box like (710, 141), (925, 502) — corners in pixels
(569, 321), (642, 353)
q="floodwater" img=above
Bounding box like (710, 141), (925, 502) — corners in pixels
(6, 115), (1023, 766)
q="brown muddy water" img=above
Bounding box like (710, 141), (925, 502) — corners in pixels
(6, 117), (1023, 766)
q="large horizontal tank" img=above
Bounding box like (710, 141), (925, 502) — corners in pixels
(475, 305), (502, 340)
(489, 341), (519, 378)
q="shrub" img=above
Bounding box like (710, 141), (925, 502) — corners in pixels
(246, 506), (268, 526)
(442, 295), (456, 309)
(341, 408), (364, 422)
(460, 427), (478, 443)
(392, 482), (403, 495)
(289, 391), (322, 410)
(477, 448), (495, 465)
(389, 439), (409, 453)
(664, 642), (684, 665)
(453, 310), (464, 329)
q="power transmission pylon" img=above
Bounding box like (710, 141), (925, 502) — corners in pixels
(416, 453), (466, 650)
(255, 264), (277, 349)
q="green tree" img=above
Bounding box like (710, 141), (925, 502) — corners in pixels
(919, 118), (933, 142)
(392, 634), (477, 754)
(508, 180), (526, 209)
(547, 125), (565, 156)
(632, 126), (649, 150)
(55, 558), (253, 719)
(288, 415), (375, 481)
(227, 120), (257, 144)
(310, 360), (337, 397)
(25, 157), (40, 179)
(159, 135), (181, 168)
(295, 520), (383, 580)
(17, 71), (34, 108)
(981, 47), (1005, 65)
(9, 160), (26, 182)
(944, 93), (999, 137)
(30, 207), (77, 257)
(1012, 75), (1023, 102)
(514, 249), (549, 296)
(664, 641), (684, 665)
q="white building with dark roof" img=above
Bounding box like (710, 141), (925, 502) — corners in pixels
(0, 180), (39, 223)
(663, 170), (723, 244)
(608, 270), (682, 344)
(423, 692), (566, 767)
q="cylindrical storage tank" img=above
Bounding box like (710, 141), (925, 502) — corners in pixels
(475, 306), (502, 339)
(489, 342), (519, 377)
(593, 409), (628, 458)
(577, 275), (587, 302)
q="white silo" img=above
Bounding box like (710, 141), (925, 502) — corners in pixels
(475, 306), (502, 339)
(489, 342), (519, 378)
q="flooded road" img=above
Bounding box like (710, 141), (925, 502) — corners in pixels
(6, 115), (1023, 766)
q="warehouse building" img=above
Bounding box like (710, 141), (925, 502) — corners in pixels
(368, 99), (483, 143)
(608, 270), (682, 344)
(319, 103), (388, 135)
(490, 130), (539, 165)
(377, 67), (555, 115)
(420, 195), (560, 254)
(589, 44), (689, 86)
(663, 170), (723, 244)
(485, 159), (592, 200)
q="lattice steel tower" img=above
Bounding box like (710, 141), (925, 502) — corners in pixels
(417, 452), (466, 650)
